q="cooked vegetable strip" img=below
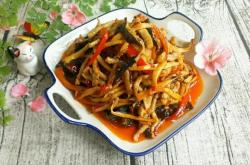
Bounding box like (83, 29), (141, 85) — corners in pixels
(62, 35), (85, 58)
(152, 61), (168, 87)
(97, 55), (112, 71)
(56, 14), (201, 142)
(78, 87), (100, 99)
(152, 24), (168, 55)
(133, 23), (152, 31)
(63, 39), (100, 63)
(111, 33), (123, 41)
(133, 125), (149, 142)
(123, 70), (133, 95)
(105, 57), (119, 64)
(118, 42), (129, 57)
(168, 41), (193, 53)
(88, 20), (114, 38)
(104, 40), (124, 48)
(75, 55), (91, 85)
(138, 29), (153, 49)
(111, 109), (155, 122)
(87, 31), (109, 66)
(93, 60), (107, 80)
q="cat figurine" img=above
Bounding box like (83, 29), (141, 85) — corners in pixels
(8, 41), (44, 76)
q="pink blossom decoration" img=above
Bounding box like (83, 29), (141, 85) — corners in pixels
(11, 83), (29, 98)
(194, 40), (231, 75)
(49, 11), (59, 21)
(28, 96), (47, 112)
(61, 3), (86, 28)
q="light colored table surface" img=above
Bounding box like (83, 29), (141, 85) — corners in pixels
(1, 0), (250, 165)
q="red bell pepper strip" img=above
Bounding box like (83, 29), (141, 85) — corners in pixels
(127, 44), (139, 57)
(136, 57), (147, 66)
(136, 57), (152, 74)
(87, 31), (109, 66)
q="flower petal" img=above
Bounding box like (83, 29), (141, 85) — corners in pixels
(204, 62), (217, 76)
(61, 3), (86, 28)
(195, 42), (205, 55)
(213, 48), (232, 68)
(70, 3), (79, 11)
(204, 40), (219, 55)
(76, 12), (86, 23)
(194, 40), (231, 75)
(194, 54), (206, 69)
(62, 11), (73, 24)
(28, 96), (47, 112)
(11, 83), (29, 98)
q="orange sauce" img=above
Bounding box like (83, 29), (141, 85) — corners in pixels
(55, 65), (203, 142)
(157, 69), (203, 134)
(94, 112), (144, 142)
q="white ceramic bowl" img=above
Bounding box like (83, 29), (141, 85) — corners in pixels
(43, 8), (222, 156)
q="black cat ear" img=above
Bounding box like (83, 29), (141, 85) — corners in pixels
(8, 46), (20, 58)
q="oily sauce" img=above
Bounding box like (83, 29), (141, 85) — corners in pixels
(93, 69), (203, 142)
(55, 65), (203, 142)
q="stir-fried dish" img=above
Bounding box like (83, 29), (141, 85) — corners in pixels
(55, 14), (203, 142)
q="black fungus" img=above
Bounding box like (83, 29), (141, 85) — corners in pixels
(105, 111), (120, 123)
(114, 105), (130, 113)
(155, 106), (171, 120)
(74, 39), (89, 52)
(131, 102), (140, 116)
(61, 59), (83, 84)
(186, 102), (193, 111)
(105, 106), (135, 127)
(117, 18), (140, 45)
(101, 45), (121, 58)
(169, 103), (179, 112)
(62, 59), (82, 75)
(144, 128), (153, 138)
(115, 57), (136, 80)
(156, 103), (179, 120)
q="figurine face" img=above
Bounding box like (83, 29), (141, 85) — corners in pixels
(16, 42), (35, 63)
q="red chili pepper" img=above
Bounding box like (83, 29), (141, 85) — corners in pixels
(127, 44), (139, 57)
(174, 93), (190, 118)
(136, 57), (147, 66)
(136, 58), (152, 74)
(99, 84), (109, 93)
(144, 70), (153, 74)
(87, 31), (109, 66)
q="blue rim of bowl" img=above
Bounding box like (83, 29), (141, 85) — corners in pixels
(43, 7), (222, 156)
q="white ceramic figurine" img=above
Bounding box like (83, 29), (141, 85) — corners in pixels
(8, 41), (44, 76)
